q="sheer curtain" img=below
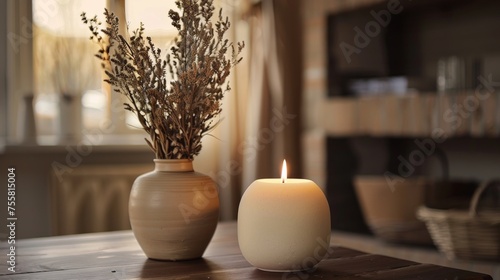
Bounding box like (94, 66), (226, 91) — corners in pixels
(241, 0), (284, 189)
(6, 0), (34, 144)
(197, 0), (303, 220)
(242, 0), (303, 189)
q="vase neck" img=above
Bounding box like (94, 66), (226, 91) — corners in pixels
(154, 159), (193, 172)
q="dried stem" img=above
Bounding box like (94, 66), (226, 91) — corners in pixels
(82, 0), (244, 159)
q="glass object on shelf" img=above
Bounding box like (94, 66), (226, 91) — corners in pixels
(437, 56), (466, 94)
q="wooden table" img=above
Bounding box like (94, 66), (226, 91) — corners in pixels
(0, 222), (492, 279)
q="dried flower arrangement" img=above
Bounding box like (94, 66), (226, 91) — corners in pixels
(81, 0), (244, 159)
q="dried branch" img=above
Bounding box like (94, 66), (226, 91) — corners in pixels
(81, 0), (244, 159)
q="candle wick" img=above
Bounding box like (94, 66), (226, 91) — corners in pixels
(282, 178), (285, 183)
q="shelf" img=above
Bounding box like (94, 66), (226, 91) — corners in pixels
(321, 92), (500, 138)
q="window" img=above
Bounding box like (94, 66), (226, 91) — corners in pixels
(32, 0), (179, 139)
(33, 0), (107, 138)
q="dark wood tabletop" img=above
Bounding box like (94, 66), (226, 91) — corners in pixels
(0, 222), (493, 279)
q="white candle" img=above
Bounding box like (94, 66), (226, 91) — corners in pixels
(238, 160), (331, 272)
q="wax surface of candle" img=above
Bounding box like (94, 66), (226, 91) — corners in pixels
(238, 178), (331, 272)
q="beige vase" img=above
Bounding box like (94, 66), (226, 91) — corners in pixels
(129, 159), (219, 261)
(57, 94), (82, 144)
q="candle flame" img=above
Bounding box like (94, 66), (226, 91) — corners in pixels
(281, 160), (287, 183)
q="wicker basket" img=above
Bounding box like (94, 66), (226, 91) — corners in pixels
(418, 180), (500, 261)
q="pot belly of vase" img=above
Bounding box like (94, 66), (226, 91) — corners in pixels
(129, 163), (220, 261)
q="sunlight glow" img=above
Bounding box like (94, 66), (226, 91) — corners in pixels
(33, 0), (106, 36)
(126, 0), (179, 36)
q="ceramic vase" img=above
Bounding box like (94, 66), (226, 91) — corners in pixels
(129, 159), (219, 261)
(57, 94), (82, 144)
(19, 94), (37, 144)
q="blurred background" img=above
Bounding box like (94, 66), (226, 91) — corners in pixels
(0, 0), (500, 277)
